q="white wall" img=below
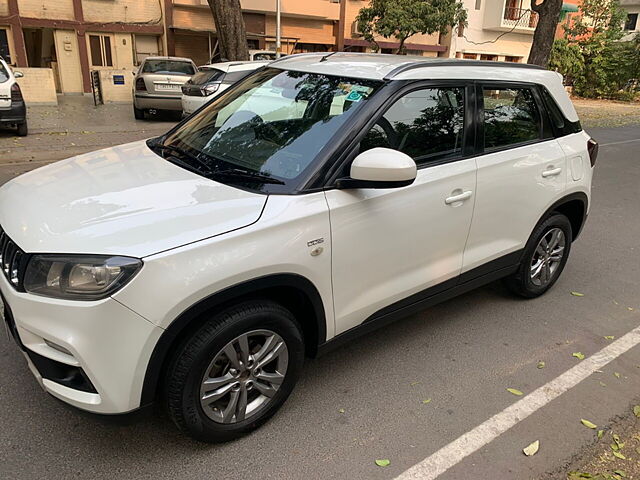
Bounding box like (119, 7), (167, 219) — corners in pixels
(448, 0), (533, 60)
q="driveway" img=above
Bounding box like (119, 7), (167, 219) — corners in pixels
(0, 117), (639, 479)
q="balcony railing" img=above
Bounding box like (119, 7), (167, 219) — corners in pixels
(503, 7), (539, 29)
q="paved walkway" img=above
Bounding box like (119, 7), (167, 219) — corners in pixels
(0, 96), (177, 166)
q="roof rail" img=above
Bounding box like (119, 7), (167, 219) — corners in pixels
(269, 52), (333, 65)
(384, 59), (546, 80)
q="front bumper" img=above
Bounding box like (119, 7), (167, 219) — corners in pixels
(0, 273), (163, 414)
(0, 101), (26, 125)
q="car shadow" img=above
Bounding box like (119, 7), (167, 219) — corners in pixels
(0, 280), (520, 477)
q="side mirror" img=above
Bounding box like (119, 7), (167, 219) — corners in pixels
(13, 71), (23, 79)
(336, 147), (417, 189)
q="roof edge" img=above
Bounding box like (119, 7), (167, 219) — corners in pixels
(384, 60), (546, 80)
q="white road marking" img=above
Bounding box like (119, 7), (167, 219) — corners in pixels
(600, 138), (640, 147)
(395, 323), (640, 480)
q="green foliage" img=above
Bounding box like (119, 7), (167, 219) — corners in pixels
(356, 0), (467, 54)
(548, 39), (584, 83)
(549, 0), (640, 99)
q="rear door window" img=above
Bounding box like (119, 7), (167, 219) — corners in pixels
(222, 70), (255, 85)
(190, 69), (225, 85)
(482, 86), (542, 150)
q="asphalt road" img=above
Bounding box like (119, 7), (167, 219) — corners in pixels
(1, 124), (639, 480)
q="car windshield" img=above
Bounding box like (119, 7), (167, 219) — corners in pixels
(142, 60), (195, 75)
(189, 69), (225, 85)
(0, 62), (9, 83)
(159, 68), (382, 192)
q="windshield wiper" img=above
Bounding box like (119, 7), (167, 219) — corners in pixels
(212, 168), (285, 185)
(153, 143), (213, 175)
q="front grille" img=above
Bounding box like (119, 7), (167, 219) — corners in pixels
(0, 225), (28, 290)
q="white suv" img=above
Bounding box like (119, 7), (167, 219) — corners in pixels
(0, 53), (596, 442)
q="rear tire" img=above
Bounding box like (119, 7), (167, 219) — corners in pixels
(133, 105), (144, 120)
(16, 121), (27, 137)
(504, 213), (573, 298)
(164, 300), (304, 443)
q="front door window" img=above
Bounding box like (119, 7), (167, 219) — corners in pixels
(361, 86), (465, 166)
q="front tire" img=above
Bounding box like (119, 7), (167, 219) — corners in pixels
(504, 213), (573, 298)
(164, 300), (304, 443)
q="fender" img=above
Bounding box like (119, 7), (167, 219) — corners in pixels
(539, 191), (589, 241)
(139, 273), (326, 406)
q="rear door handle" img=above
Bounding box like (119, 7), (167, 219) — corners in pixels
(445, 190), (473, 205)
(542, 167), (562, 178)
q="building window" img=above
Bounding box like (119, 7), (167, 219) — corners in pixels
(480, 54), (498, 61)
(458, 21), (465, 37)
(89, 34), (113, 67)
(463, 53), (477, 59)
(0, 28), (11, 64)
(504, 55), (521, 62)
(294, 43), (333, 53)
(625, 13), (638, 31)
(475, 0), (481, 9)
(134, 35), (160, 65)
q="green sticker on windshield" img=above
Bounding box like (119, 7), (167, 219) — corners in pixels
(346, 91), (363, 102)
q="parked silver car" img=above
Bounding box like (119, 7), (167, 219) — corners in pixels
(133, 56), (197, 119)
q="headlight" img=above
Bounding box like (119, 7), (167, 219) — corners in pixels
(24, 255), (142, 300)
(201, 83), (219, 96)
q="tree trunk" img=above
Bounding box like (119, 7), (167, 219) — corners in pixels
(206, 0), (250, 61)
(395, 35), (410, 55)
(527, 0), (563, 67)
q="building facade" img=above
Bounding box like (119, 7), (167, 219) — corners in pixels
(0, 0), (540, 104)
(0, 0), (164, 97)
(620, 0), (640, 40)
(447, 0), (537, 62)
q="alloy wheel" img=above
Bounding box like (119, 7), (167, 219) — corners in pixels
(530, 227), (566, 287)
(199, 329), (289, 424)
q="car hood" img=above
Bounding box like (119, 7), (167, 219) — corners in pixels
(0, 140), (267, 258)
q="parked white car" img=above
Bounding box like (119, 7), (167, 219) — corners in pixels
(0, 53), (596, 442)
(0, 56), (27, 136)
(181, 61), (269, 116)
(209, 49), (280, 64)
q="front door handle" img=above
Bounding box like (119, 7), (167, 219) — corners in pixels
(445, 190), (473, 205)
(542, 167), (562, 178)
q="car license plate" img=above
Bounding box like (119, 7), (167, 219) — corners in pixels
(156, 84), (180, 91)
